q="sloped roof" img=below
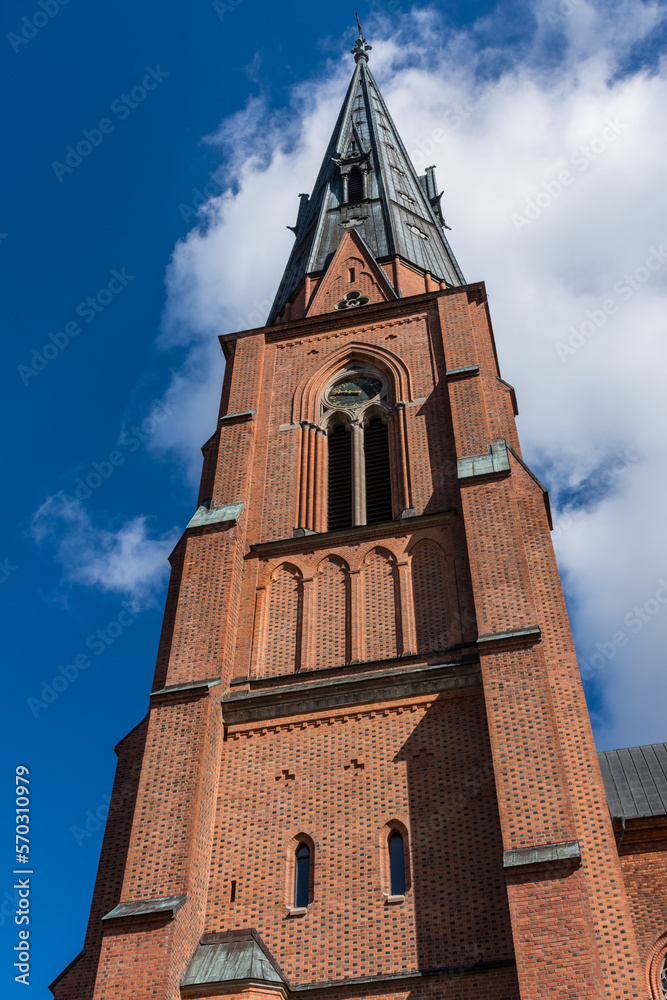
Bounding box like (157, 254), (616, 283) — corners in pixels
(181, 929), (286, 990)
(267, 46), (463, 324)
(598, 743), (667, 821)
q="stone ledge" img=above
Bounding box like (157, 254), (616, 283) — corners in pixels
(503, 840), (581, 868)
(102, 894), (187, 922)
(220, 409), (256, 423)
(457, 438), (509, 479)
(150, 678), (222, 700)
(222, 660), (482, 725)
(446, 364), (479, 378)
(477, 626), (541, 645)
(187, 502), (244, 529)
(250, 509), (455, 556)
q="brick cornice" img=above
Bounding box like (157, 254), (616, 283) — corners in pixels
(221, 658), (481, 727)
(218, 282), (487, 354)
(287, 958), (516, 993)
(248, 509), (455, 557)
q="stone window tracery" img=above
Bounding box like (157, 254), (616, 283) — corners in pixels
(323, 369), (393, 531)
(294, 354), (413, 535)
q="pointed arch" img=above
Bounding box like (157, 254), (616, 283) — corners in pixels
(363, 547), (400, 660)
(313, 555), (351, 670)
(377, 819), (412, 898)
(293, 345), (413, 532)
(292, 341), (413, 425)
(263, 563), (303, 677)
(410, 540), (449, 653)
(285, 832), (316, 909)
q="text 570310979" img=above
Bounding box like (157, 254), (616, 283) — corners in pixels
(14, 765), (31, 985)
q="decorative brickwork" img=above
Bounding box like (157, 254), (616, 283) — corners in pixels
(363, 547), (399, 661)
(313, 555), (350, 669)
(264, 564), (303, 677)
(52, 27), (664, 1000)
(411, 540), (448, 653)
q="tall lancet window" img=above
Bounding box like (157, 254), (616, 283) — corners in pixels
(294, 842), (311, 908)
(364, 418), (392, 524)
(388, 831), (406, 896)
(328, 424), (353, 530)
(325, 372), (394, 531)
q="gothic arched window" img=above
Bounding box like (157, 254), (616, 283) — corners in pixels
(328, 423), (353, 530)
(364, 418), (392, 524)
(294, 842), (311, 907)
(388, 830), (405, 896)
(322, 371), (401, 532)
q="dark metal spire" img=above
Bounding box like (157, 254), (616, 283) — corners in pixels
(267, 26), (464, 325)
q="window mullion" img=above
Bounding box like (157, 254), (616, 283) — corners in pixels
(352, 421), (366, 525)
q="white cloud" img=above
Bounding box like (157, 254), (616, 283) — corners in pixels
(31, 495), (179, 610)
(156, 0), (667, 750)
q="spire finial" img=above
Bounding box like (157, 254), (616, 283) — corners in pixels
(350, 14), (372, 63)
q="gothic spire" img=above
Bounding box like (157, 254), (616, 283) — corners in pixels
(267, 25), (464, 325)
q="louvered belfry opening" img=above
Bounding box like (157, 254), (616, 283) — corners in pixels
(328, 424), (353, 531)
(364, 418), (392, 524)
(347, 167), (363, 203)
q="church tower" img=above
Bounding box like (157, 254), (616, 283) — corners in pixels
(52, 24), (653, 1000)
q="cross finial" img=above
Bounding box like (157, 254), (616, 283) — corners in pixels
(350, 14), (372, 63)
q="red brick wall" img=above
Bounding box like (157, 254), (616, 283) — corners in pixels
(207, 692), (515, 986)
(619, 834), (667, 979)
(52, 720), (147, 1000)
(56, 282), (648, 1000)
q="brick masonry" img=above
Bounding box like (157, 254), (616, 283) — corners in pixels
(51, 272), (665, 999)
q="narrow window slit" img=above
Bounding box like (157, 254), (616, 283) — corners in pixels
(294, 843), (310, 907)
(389, 831), (405, 895)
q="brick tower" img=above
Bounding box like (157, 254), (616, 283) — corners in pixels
(52, 23), (664, 1000)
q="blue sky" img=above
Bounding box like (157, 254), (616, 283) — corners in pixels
(2, 0), (667, 994)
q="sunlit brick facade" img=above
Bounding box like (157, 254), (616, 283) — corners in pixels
(52, 23), (667, 1000)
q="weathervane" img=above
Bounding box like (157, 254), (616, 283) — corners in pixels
(350, 13), (372, 63)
